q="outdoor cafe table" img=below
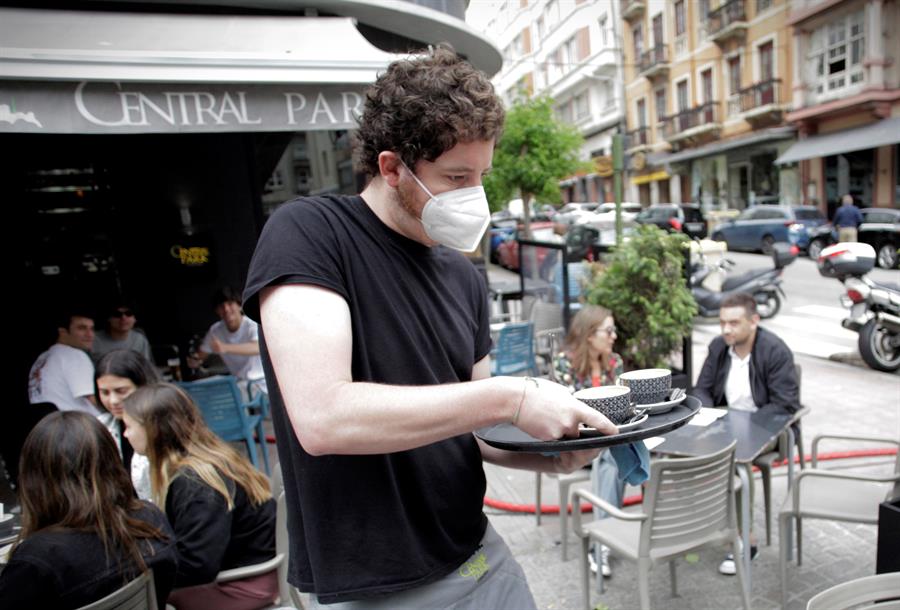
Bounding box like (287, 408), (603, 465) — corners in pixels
(650, 405), (800, 593)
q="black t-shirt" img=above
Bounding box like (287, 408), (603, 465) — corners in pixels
(243, 195), (492, 603)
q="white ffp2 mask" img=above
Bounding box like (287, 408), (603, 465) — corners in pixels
(402, 162), (491, 252)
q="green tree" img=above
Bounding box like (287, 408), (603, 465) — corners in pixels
(584, 225), (697, 369)
(484, 95), (587, 237)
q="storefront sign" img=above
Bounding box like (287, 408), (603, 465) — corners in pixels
(595, 156), (613, 177)
(630, 171), (670, 185)
(0, 81), (366, 133)
(171, 245), (210, 266)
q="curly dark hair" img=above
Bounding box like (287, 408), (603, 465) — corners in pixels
(354, 45), (505, 176)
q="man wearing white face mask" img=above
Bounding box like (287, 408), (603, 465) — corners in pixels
(243, 46), (616, 609)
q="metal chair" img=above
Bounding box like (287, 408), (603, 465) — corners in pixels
(534, 468), (591, 560)
(779, 433), (900, 608)
(529, 300), (564, 375)
(573, 440), (749, 610)
(490, 322), (538, 376)
(754, 364), (808, 546)
(76, 571), (157, 610)
(806, 571), (900, 610)
(178, 376), (271, 475)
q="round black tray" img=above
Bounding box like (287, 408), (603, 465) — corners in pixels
(475, 395), (701, 452)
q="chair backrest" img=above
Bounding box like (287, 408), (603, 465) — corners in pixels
(640, 440), (738, 559)
(178, 377), (253, 442)
(76, 571), (157, 610)
(806, 571), (900, 610)
(529, 300), (564, 333)
(493, 322), (537, 376)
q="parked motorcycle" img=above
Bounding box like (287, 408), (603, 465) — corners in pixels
(818, 242), (900, 372)
(691, 242), (797, 319)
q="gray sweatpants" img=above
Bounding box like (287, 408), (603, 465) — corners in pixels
(310, 523), (536, 610)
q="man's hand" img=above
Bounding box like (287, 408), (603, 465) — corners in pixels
(513, 377), (618, 440)
(552, 448), (601, 474)
(210, 337), (226, 354)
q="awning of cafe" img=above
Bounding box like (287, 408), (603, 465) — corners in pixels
(652, 126), (795, 167)
(0, 6), (498, 134)
(775, 117), (900, 165)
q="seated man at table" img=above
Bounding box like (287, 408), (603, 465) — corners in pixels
(693, 291), (799, 575)
(187, 287), (266, 395)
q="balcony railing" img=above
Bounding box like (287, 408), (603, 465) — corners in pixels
(627, 126), (649, 149)
(638, 45), (669, 77)
(737, 78), (780, 112)
(707, 0), (747, 42)
(662, 102), (719, 140)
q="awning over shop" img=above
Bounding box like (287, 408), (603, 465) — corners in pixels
(651, 126), (795, 166)
(0, 8), (392, 133)
(775, 117), (900, 165)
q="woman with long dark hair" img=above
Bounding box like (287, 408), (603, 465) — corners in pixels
(0, 411), (176, 609)
(123, 383), (277, 610)
(95, 349), (160, 500)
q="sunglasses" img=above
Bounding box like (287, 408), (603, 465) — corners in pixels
(111, 310), (135, 318)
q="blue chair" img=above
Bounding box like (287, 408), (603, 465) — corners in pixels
(178, 376), (270, 475)
(490, 322), (539, 376)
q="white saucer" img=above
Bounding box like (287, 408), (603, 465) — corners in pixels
(634, 393), (687, 414)
(580, 412), (649, 433)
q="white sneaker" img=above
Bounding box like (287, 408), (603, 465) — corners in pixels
(718, 545), (759, 575)
(588, 546), (612, 577)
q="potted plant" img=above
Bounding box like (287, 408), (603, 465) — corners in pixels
(583, 225), (696, 379)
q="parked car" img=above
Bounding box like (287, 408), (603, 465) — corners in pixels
(635, 203), (708, 239)
(596, 202), (643, 215)
(806, 207), (900, 268)
(555, 202), (600, 226)
(709, 205), (826, 254)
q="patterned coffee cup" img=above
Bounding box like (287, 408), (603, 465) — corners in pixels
(573, 386), (634, 425)
(618, 368), (672, 405)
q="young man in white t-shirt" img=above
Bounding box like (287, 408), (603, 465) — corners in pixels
(28, 310), (100, 415)
(187, 287), (265, 391)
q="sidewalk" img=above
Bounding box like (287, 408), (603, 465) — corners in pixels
(484, 264), (900, 610)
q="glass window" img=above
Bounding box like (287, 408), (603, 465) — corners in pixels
(728, 55), (742, 95)
(598, 15), (608, 47)
(808, 10), (865, 98)
(655, 87), (667, 121)
(675, 2), (686, 36)
(794, 209), (825, 221)
(636, 98), (647, 127)
(677, 80), (689, 111)
(574, 91), (590, 119)
(633, 23), (644, 59)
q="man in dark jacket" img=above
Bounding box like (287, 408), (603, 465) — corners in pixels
(693, 292), (799, 575)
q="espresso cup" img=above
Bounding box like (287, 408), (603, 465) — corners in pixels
(618, 368), (672, 405)
(573, 386), (634, 425)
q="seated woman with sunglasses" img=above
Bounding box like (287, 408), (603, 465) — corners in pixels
(122, 383), (277, 610)
(92, 302), (153, 364)
(0, 412), (177, 609)
(552, 305), (625, 578)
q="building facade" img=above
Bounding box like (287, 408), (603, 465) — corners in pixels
(479, 0), (626, 203)
(775, 0), (900, 216)
(2, 0), (501, 397)
(621, 0), (799, 211)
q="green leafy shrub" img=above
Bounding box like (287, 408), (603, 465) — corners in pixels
(584, 225), (696, 369)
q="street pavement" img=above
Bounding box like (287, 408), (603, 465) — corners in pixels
(484, 261), (899, 610)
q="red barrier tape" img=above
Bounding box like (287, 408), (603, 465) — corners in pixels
(482, 447), (898, 515)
